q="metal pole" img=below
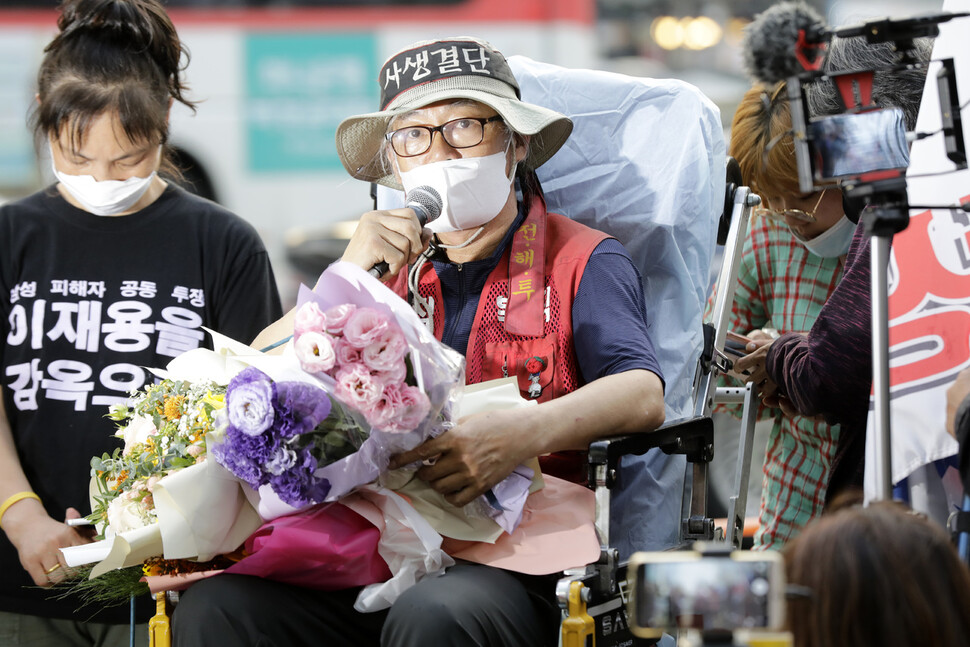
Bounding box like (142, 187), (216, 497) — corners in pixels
(871, 234), (894, 500)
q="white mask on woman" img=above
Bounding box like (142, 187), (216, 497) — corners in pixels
(792, 214), (856, 258)
(52, 158), (156, 216)
(398, 145), (516, 234)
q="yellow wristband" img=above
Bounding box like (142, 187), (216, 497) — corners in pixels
(0, 491), (42, 530)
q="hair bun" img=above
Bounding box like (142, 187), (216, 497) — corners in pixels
(57, 0), (151, 48)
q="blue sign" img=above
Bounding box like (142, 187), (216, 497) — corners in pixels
(245, 33), (378, 172)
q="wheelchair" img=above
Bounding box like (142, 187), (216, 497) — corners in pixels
(502, 56), (763, 646)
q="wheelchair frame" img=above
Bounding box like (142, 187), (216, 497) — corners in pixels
(559, 169), (763, 647)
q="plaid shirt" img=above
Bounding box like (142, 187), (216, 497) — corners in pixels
(708, 216), (843, 549)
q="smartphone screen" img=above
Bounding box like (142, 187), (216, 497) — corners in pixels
(628, 552), (784, 638)
(807, 107), (909, 181)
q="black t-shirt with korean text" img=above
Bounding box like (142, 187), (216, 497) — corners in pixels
(0, 184), (283, 621)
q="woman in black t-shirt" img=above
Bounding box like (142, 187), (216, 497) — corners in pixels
(0, 1), (281, 643)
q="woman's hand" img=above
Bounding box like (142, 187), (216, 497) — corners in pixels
(3, 504), (93, 586)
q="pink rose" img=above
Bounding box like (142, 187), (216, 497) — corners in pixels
(334, 337), (363, 367)
(362, 392), (395, 430)
(294, 331), (337, 374)
(371, 383), (431, 433)
(361, 327), (407, 373)
(294, 302), (327, 337)
(323, 304), (357, 335)
(373, 362), (407, 388)
(335, 363), (383, 411)
(343, 307), (390, 349)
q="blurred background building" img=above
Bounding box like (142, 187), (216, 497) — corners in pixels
(0, 0), (944, 299)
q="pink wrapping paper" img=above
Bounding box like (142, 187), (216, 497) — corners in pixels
(145, 502), (391, 595)
(441, 475), (600, 575)
(223, 502), (391, 589)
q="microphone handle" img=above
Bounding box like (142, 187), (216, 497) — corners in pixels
(369, 261), (390, 279)
(367, 204), (431, 279)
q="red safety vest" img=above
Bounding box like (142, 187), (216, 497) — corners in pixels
(391, 197), (610, 483)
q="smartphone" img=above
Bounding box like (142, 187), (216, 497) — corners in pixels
(806, 107), (909, 182)
(627, 549), (785, 639)
(724, 331), (752, 358)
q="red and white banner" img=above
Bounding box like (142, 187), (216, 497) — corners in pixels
(864, 0), (970, 502)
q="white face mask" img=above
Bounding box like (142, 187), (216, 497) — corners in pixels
(398, 146), (516, 234)
(792, 214), (856, 258)
(52, 158), (157, 216)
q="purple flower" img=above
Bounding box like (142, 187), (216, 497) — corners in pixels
(274, 382), (332, 438)
(268, 449), (321, 507)
(213, 425), (280, 488)
(227, 367), (276, 437)
(264, 446), (298, 475)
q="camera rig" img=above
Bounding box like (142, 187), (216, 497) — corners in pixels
(786, 11), (967, 235)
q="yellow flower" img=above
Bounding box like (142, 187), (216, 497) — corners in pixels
(202, 391), (225, 409)
(163, 396), (185, 421)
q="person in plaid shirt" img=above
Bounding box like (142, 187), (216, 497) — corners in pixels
(710, 81), (852, 548)
(735, 36), (933, 512)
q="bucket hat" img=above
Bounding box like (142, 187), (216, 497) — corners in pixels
(335, 37), (572, 189)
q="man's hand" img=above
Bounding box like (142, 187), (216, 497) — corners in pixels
(340, 208), (431, 278)
(388, 409), (528, 508)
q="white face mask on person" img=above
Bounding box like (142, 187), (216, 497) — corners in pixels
(792, 214), (856, 258)
(397, 145), (517, 234)
(51, 159), (157, 216)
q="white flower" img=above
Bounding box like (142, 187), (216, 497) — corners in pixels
(294, 331), (337, 375)
(120, 415), (156, 454)
(105, 494), (152, 537)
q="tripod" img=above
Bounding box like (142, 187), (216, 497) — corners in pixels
(851, 178), (912, 500)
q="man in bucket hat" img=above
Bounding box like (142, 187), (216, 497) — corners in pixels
(174, 37), (666, 646)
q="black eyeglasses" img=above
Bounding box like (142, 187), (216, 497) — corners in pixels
(386, 116), (504, 157)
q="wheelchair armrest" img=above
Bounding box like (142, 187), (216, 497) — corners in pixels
(588, 416), (714, 489)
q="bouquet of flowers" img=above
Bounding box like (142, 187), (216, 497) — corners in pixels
(91, 378), (225, 538)
(209, 301), (436, 510)
(60, 262), (467, 605)
(242, 264), (466, 510)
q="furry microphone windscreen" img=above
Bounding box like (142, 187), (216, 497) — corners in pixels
(742, 1), (828, 85)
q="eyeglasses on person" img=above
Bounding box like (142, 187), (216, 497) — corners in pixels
(755, 189), (827, 223)
(386, 115), (504, 157)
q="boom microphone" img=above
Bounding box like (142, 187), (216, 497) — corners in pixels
(742, 1), (829, 85)
(368, 185), (443, 279)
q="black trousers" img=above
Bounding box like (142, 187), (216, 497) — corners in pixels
(171, 564), (560, 647)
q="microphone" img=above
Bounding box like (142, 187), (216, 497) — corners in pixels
(742, 1), (829, 85)
(368, 186), (443, 278)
